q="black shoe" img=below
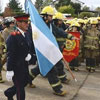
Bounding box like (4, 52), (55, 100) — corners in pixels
(4, 91), (14, 100)
(8, 97), (14, 100)
(86, 66), (90, 71)
(90, 67), (95, 73)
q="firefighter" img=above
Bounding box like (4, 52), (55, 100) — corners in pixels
(2, 17), (15, 42)
(84, 19), (100, 72)
(0, 33), (5, 83)
(29, 6), (67, 96)
(77, 19), (85, 64)
(1, 17), (16, 79)
(52, 12), (71, 51)
(0, 19), (3, 32)
(97, 17), (100, 31)
(41, 6), (75, 84)
(69, 22), (81, 71)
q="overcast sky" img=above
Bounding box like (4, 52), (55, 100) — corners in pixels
(80, 0), (100, 9)
(1, 0), (100, 12)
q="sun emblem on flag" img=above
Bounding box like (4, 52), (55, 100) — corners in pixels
(65, 39), (76, 51)
(32, 31), (39, 40)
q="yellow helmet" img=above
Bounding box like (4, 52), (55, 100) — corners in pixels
(77, 19), (84, 24)
(73, 18), (77, 21)
(97, 17), (100, 21)
(65, 20), (73, 25)
(53, 12), (64, 20)
(41, 6), (55, 16)
(90, 19), (98, 24)
(84, 19), (89, 24)
(70, 22), (80, 27)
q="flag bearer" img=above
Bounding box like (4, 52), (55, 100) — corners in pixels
(40, 6), (73, 84)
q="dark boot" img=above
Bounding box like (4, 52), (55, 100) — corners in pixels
(8, 97), (14, 100)
(4, 90), (14, 100)
(90, 67), (95, 73)
(86, 66), (91, 72)
(54, 90), (67, 96)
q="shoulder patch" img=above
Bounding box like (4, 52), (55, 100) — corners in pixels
(10, 31), (21, 36)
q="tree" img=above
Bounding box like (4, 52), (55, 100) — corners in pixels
(95, 7), (100, 12)
(35, 0), (43, 12)
(82, 6), (90, 11)
(79, 12), (94, 18)
(8, 0), (23, 14)
(55, 0), (81, 15)
(3, 7), (13, 17)
(55, 0), (71, 8)
(58, 5), (75, 16)
(70, 2), (81, 15)
(43, 0), (53, 7)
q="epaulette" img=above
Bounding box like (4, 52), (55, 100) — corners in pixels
(10, 31), (21, 36)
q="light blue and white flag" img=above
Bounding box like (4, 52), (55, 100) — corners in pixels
(25, 0), (63, 76)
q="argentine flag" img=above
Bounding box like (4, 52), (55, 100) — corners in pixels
(25, 0), (63, 76)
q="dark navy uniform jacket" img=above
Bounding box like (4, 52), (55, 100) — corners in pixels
(6, 29), (31, 83)
(46, 22), (72, 52)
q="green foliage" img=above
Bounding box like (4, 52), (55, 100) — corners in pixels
(95, 7), (100, 12)
(42, 0), (53, 7)
(70, 2), (81, 14)
(58, 5), (75, 16)
(8, 0), (23, 13)
(55, 0), (81, 15)
(55, 0), (71, 8)
(79, 12), (94, 18)
(35, 0), (43, 12)
(82, 6), (90, 11)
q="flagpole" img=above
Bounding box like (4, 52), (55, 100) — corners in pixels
(63, 58), (77, 82)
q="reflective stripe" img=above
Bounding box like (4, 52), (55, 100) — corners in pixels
(3, 49), (6, 53)
(56, 38), (66, 41)
(29, 71), (35, 78)
(85, 35), (99, 40)
(58, 74), (66, 79)
(51, 81), (61, 88)
(84, 45), (98, 49)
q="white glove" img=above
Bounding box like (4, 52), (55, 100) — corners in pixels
(6, 71), (14, 81)
(25, 53), (32, 61)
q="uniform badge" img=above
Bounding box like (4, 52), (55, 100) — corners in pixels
(65, 39), (76, 51)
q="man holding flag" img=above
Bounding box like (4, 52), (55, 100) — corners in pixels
(25, 0), (67, 96)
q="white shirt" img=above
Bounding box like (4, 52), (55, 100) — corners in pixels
(17, 27), (25, 37)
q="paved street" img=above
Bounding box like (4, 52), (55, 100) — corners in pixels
(73, 68), (100, 100)
(0, 65), (100, 100)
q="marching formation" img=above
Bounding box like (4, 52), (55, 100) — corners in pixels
(0, 4), (100, 100)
